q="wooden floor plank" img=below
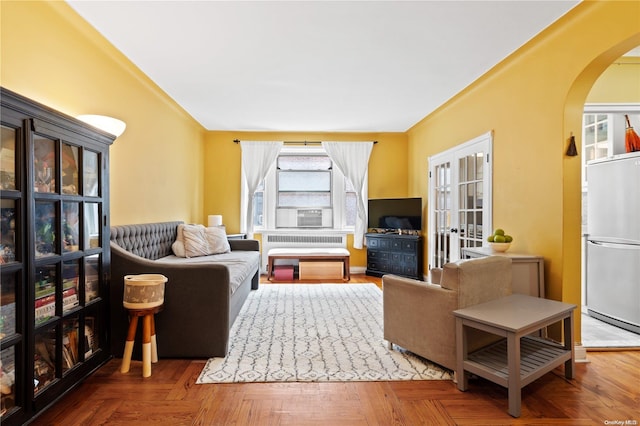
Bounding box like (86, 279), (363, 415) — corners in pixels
(27, 275), (640, 425)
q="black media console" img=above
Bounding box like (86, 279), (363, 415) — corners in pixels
(365, 233), (423, 280)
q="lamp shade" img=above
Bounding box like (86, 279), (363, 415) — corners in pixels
(77, 114), (126, 137)
(208, 215), (223, 227)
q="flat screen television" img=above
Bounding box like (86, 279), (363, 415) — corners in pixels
(367, 197), (422, 231)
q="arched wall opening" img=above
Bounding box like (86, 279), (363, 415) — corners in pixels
(563, 36), (640, 348)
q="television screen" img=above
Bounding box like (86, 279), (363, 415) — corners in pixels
(368, 197), (422, 231)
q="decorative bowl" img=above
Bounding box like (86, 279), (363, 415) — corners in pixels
(488, 242), (511, 252)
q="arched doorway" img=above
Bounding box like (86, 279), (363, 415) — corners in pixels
(563, 41), (640, 351)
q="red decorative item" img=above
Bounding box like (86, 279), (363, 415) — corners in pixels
(273, 265), (294, 281)
(624, 115), (640, 153)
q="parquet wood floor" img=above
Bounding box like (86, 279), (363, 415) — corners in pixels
(30, 275), (640, 425)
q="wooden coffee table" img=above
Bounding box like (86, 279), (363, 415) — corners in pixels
(454, 294), (576, 417)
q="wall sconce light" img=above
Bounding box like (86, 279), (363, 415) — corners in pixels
(77, 114), (127, 138)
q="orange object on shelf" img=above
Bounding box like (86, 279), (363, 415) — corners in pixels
(624, 115), (640, 153)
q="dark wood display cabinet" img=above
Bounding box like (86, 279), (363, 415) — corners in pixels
(365, 233), (423, 280)
(1, 88), (114, 425)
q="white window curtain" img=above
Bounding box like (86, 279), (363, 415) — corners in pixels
(240, 141), (283, 238)
(322, 141), (373, 249)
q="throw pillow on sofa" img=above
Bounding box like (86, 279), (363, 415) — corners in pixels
(172, 224), (187, 257)
(182, 224), (210, 258)
(205, 226), (231, 255)
(173, 223), (232, 258)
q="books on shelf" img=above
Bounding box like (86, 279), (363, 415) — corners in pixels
(84, 318), (96, 358)
(34, 285), (79, 323)
(62, 326), (78, 371)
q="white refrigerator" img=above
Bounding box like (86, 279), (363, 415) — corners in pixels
(586, 151), (640, 334)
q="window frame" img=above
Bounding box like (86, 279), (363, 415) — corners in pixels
(253, 146), (356, 232)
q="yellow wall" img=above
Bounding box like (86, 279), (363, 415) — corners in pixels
(203, 131), (408, 266)
(407, 1), (640, 343)
(1, 1), (206, 225)
(586, 56), (640, 103)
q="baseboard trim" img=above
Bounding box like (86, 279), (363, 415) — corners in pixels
(351, 266), (367, 275)
(574, 344), (589, 363)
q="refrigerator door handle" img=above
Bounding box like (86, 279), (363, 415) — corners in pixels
(588, 240), (640, 250)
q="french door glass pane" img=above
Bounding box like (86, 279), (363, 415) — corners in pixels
(433, 161), (451, 268)
(457, 153), (484, 251)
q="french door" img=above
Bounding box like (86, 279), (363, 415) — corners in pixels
(428, 131), (493, 269)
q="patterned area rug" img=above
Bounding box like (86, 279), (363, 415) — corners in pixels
(196, 283), (452, 383)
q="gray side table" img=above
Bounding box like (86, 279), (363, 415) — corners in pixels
(454, 294), (576, 417)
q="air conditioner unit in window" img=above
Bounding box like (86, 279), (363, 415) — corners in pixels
(276, 208), (332, 228)
(297, 209), (323, 227)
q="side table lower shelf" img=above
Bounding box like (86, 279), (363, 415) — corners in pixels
(465, 336), (572, 388)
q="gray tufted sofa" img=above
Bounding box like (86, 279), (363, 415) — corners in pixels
(109, 221), (260, 358)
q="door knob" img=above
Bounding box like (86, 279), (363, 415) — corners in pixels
(450, 228), (458, 233)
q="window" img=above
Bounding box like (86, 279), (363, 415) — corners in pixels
(277, 155), (332, 208)
(251, 147), (356, 230)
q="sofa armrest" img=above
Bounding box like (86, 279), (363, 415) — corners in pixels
(229, 239), (259, 251)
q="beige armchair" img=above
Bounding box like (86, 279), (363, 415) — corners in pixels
(383, 256), (512, 371)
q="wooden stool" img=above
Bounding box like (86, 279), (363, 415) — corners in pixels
(120, 305), (163, 377)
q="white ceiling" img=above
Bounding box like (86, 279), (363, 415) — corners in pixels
(67, 1), (580, 132)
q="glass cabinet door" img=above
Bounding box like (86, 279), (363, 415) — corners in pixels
(29, 135), (109, 401)
(1, 120), (25, 424)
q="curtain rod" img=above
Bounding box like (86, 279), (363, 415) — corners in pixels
(233, 139), (377, 145)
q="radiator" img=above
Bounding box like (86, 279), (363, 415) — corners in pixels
(261, 231), (347, 272)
